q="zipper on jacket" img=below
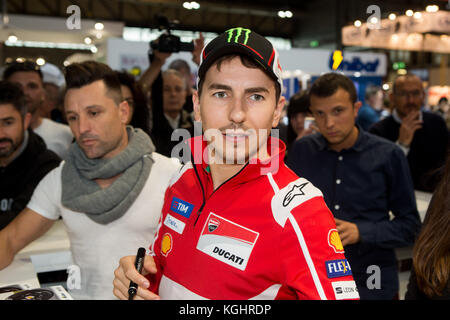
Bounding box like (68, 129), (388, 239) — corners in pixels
(192, 155), (206, 226)
(192, 160), (249, 226)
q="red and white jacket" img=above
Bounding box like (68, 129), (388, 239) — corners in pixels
(148, 136), (358, 300)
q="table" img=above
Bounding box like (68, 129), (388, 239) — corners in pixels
(0, 220), (71, 288)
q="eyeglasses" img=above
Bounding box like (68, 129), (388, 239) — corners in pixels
(394, 90), (422, 98)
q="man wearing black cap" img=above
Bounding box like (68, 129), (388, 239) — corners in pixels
(113, 28), (358, 300)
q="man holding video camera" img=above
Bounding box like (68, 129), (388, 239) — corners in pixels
(138, 18), (204, 158)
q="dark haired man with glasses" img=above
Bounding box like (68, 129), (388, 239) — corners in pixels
(370, 74), (449, 192)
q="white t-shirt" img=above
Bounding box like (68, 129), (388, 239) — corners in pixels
(27, 152), (181, 300)
(34, 118), (73, 160)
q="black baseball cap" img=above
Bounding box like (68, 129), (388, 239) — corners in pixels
(197, 27), (283, 93)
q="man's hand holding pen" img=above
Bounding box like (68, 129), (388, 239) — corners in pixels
(113, 252), (160, 300)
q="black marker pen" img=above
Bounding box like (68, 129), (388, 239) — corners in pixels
(128, 247), (146, 300)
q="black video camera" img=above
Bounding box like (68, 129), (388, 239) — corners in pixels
(150, 15), (194, 53)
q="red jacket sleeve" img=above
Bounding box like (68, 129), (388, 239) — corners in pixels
(275, 179), (359, 300)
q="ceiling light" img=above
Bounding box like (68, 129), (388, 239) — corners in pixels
(36, 57), (46, 66)
(84, 37), (92, 45)
(354, 20), (362, 27)
(413, 11), (422, 19)
(369, 17), (378, 24)
(426, 5), (439, 13)
(405, 10), (414, 17)
(278, 10), (293, 18)
(388, 13), (396, 20)
(183, 2), (200, 10)
(7, 34), (18, 43)
(94, 22), (104, 31)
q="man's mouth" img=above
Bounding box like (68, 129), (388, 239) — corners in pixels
(222, 130), (249, 143)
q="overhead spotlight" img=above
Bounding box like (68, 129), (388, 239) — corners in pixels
(278, 10), (293, 18)
(413, 11), (422, 19)
(36, 57), (46, 66)
(94, 22), (104, 31)
(369, 17), (378, 24)
(90, 46), (98, 53)
(84, 37), (92, 45)
(354, 20), (362, 27)
(426, 5), (439, 13)
(7, 34), (18, 43)
(388, 13), (396, 20)
(95, 32), (103, 39)
(382, 83), (390, 91)
(16, 57), (25, 63)
(183, 2), (200, 10)
(405, 9), (414, 17)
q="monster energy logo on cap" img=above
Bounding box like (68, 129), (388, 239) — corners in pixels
(226, 27), (251, 45)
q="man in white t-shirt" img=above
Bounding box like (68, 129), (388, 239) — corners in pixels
(3, 61), (73, 159)
(0, 61), (181, 299)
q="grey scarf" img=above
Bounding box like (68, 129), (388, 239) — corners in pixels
(61, 127), (154, 224)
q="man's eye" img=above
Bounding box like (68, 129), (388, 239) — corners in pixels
(213, 91), (227, 98)
(250, 94), (264, 102)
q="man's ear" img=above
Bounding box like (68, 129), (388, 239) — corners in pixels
(193, 90), (202, 122)
(118, 100), (130, 124)
(353, 101), (362, 117)
(272, 96), (286, 128)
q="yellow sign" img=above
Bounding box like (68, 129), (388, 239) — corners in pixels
(331, 50), (343, 70)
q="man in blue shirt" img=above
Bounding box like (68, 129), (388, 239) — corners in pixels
(286, 73), (421, 300)
(356, 85), (383, 131)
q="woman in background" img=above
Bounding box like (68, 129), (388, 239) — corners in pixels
(116, 71), (152, 137)
(405, 153), (450, 300)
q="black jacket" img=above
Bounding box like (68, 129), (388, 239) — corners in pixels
(369, 112), (449, 192)
(0, 130), (61, 230)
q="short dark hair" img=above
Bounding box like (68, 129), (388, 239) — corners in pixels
(309, 73), (357, 104)
(3, 60), (43, 82)
(197, 54), (281, 102)
(64, 61), (122, 105)
(0, 80), (27, 117)
(288, 91), (310, 118)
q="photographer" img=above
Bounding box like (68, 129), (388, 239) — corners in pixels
(138, 30), (204, 158)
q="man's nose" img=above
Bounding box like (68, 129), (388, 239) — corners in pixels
(229, 97), (246, 124)
(325, 115), (335, 128)
(78, 115), (91, 134)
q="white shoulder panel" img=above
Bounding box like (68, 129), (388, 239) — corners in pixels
(270, 177), (323, 228)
